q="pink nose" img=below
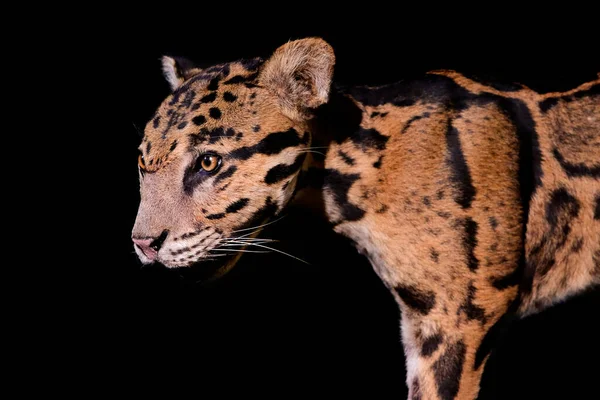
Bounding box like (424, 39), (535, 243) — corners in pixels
(132, 238), (158, 261)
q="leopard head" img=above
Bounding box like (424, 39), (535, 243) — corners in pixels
(131, 38), (335, 278)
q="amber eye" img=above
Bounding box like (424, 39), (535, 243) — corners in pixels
(198, 154), (221, 173)
(138, 153), (146, 170)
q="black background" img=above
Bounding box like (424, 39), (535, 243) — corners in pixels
(92, 8), (599, 399)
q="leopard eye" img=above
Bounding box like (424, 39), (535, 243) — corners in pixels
(138, 153), (146, 170)
(198, 154), (222, 173)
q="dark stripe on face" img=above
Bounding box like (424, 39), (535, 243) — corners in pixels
(553, 147), (600, 178)
(433, 340), (466, 400)
(206, 213), (225, 220)
(323, 169), (365, 222)
(225, 198), (249, 214)
(231, 197), (277, 233)
(228, 128), (305, 160)
(446, 123), (476, 209)
(264, 154), (306, 184)
(394, 284), (435, 315)
(595, 194), (600, 220)
(213, 165), (237, 185)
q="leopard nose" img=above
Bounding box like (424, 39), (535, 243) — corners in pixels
(132, 230), (168, 261)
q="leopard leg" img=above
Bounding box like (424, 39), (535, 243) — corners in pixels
(394, 284), (518, 400)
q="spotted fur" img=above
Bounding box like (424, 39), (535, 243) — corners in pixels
(132, 38), (600, 399)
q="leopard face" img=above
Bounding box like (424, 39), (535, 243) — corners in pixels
(132, 38), (335, 276)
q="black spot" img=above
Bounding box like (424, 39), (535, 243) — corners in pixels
(436, 190), (445, 200)
(489, 216), (498, 230)
(223, 92), (237, 102)
(376, 204), (388, 214)
(437, 211), (451, 219)
(553, 147), (600, 178)
(459, 282), (487, 324)
(474, 300), (518, 370)
(146, 141), (152, 154)
(423, 196), (431, 207)
(446, 123), (476, 209)
(571, 237), (584, 253)
(191, 127), (237, 145)
(191, 103), (200, 111)
(264, 154), (306, 184)
(380, 112), (389, 117)
(252, 125), (261, 132)
(228, 128), (306, 160)
(169, 140), (178, 153)
(250, 92), (257, 99)
(224, 74), (257, 85)
(539, 83), (599, 112)
(370, 111), (380, 117)
(209, 108), (221, 119)
(411, 378), (421, 400)
(235, 132), (243, 141)
(192, 115), (206, 126)
(433, 340), (466, 400)
(207, 77), (220, 91)
(323, 169), (365, 223)
(401, 112), (431, 134)
(213, 166), (237, 185)
(152, 116), (160, 128)
(226, 198), (249, 214)
(177, 121), (187, 129)
(459, 217), (479, 271)
(373, 156), (383, 169)
(547, 187), (581, 229)
(394, 284), (435, 315)
(421, 332), (443, 357)
(338, 150), (355, 166)
(595, 194), (600, 220)
(351, 127), (389, 151)
(206, 213), (225, 220)
(200, 92), (217, 103)
(430, 248), (440, 263)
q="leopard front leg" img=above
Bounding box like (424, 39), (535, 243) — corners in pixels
(393, 280), (518, 400)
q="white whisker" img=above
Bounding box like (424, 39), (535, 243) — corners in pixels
(226, 241), (309, 265)
(210, 248), (270, 254)
(230, 214), (287, 234)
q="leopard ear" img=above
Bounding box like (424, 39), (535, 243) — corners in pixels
(161, 56), (203, 91)
(258, 38), (335, 121)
